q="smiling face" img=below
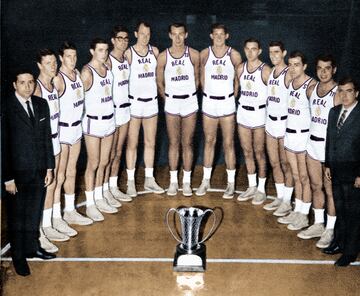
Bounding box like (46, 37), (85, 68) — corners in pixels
(112, 31), (129, 52)
(338, 82), (359, 108)
(269, 46), (286, 66)
(169, 25), (187, 47)
(60, 49), (77, 71)
(13, 73), (35, 98)
(244, 41), (262, 62)
(210, 28), (228, 47)
(316, 60), (336, 83)
(90, 43), (109, 63)
(135, 24), (151, 47)
(288, 56), (307, 79)
(38, 54), (57, 78)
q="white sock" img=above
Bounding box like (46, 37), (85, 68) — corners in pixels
(275, 183), (285, 199)
(294, 198), (303, 212)
(326, 215), (337, 230)
(52, 202), (62, 218)
(248, 173), (257, 187)
(103, 182), (109, 191)
(226, 169), (236, 183)
(283, 186), (294, 203)
(85, 191), (95, 207)
(170, 170), (178, 184)
(257, 177), (266, 193)
(64, 193), (75, 212)
(145, 168), (154, 178)
(183, 170), (191, 184)
(313, 208), (325, 224)
(94, 186), (103, 200)
(203, 167), (212, 180)
(300, 202), (312, 215)
(109, 176), (118, 188)
(42, 208), (52, 228)
(127, 168), (135, 181)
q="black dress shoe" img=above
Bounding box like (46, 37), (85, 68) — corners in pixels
(13, 258), (31, 276)
(26, 248), (56, 260)
(334, 255), (357, 267)
(323, 242), (342, 255)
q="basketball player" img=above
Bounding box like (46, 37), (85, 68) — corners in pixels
(103, 25), (133, 204)
(263, 41), (294, 215)
(297, 55), (340, 248)
(277, 51), (316, 231)
(34, 49), (67, 253)
(125, 21), (164, 197)
(52, 42), (93, 233)
(81, 38), (118, 222)
(196, 23), (242, 199)
(236, 39), (271, 205)
(156, 22), (200, 196)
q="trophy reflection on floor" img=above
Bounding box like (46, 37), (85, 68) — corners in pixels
(166, 207), (217, 272)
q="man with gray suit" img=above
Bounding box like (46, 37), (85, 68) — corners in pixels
(323, 76), (360, 266)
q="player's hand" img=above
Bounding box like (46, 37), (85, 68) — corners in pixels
(324, 167), (331, 181)
(354, 177), (360, 188)
(5, 182), (18, 195)
(44, 170), (53, 187)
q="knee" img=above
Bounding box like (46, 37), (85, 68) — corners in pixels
(204, 136), (216, 147)
(299, 173), (310, 185)
(292, 172), (300, 183)
(144, 138), (155, 150)
(222, 139), (234, 152)
(66, 168), (77, 179)
(87, 158), (99, 172)
(242, 148), (253, 159)
(254, 146), (265, 158)
(56, 172), (66, 186)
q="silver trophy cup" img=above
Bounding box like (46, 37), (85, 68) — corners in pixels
(166, 207), (217, 272)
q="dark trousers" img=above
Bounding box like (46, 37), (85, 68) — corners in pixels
(7, 170), (46, 259)
(332, 179), (360, 256)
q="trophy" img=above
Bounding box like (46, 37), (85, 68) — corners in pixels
(166, 207), (217, 272)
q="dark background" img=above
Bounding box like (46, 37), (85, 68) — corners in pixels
(1, 0), (360, 170)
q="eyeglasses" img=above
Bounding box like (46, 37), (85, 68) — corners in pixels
(114, 36), (129, 41)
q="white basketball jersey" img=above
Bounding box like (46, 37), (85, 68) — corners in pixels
(58, 70), (84, 124)
(267, 67), (289, 116)
(164, 46), (196, 94)
(204, 46), (235, 96)
(309, 83), (337, 137)
(37, 79), (59, 135)
(287, 78), (313, 130)
(109, 54), (130, 105)
(84, 64), (114, 116)
(129, 45), (157, 98)
(239, 62), (267, 107)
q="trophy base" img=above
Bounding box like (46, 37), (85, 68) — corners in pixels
(173, 244), (206, 272)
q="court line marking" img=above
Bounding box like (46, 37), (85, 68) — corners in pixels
(0, 187), (273, 256)
(1, 257), (359, 266)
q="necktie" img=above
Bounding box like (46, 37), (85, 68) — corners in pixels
(26, 100), (35, 126)
(337, 109), (347, 131)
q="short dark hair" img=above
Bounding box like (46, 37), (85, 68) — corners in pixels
(289, 50), (307, 65)
(135, 21), (151, 32)
(59, 41), (77, 56)
(211, 23), (228, 34)
(90, 38), (108, 50)
(168, 22), (187, 33)
(269, 41), (285, 52)
(339, 76), (359, 92)
(112, 25), (129, 38)
(12, 69), (34, 83)
(315, 54), (336, 68)
(36, 48), (56, 63)
(244, 38), (261, 49)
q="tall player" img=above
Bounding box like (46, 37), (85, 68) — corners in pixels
(277, 51), (316, 231)
(196, 23), (242, 199)
(263, 41), (294, 215)
(103, 25), (133, 204)
(297, 55), (340, 248)
(34, 49), (67, 253)
(125, 21), (164, 197)
(156, 22), (200, 196)
(81, 38), (118, 222)
(236, 39), (271, 205)
(53, 42), (93, 233)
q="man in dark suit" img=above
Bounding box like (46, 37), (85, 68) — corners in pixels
(323, 76), (360, 266)
(3, 70), (56, 276)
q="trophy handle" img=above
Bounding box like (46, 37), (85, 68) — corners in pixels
(198, 209), (217, 244)
(165, 208), (183, 244)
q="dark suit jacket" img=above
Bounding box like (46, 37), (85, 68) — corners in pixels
(325, 102), (360, 183)
(2, 93), (55, 183)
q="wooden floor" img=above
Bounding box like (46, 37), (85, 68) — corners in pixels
(1, 165), (360, 295)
